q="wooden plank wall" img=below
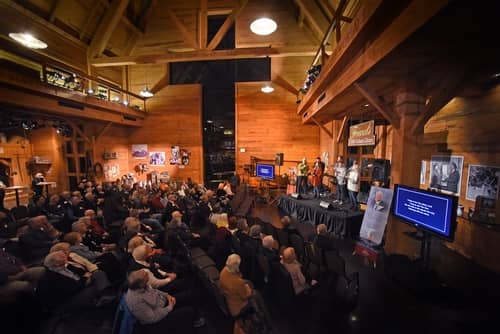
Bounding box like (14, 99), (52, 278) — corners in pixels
(235, 82), (320, 175)
(28, 128), (67, 193)
(92, 84), (204, 184)
(421, 84), (500, 272)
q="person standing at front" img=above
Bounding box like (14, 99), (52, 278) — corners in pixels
(346, 161), (360, 210)
(296, 158), (309, 195)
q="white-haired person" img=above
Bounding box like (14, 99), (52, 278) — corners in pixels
(262, 235), (280, 264)
(125, 270), (204, 333)
(281, 247), (316, 295)
(36, 250), (110, 311)
(219, 254), (273, 333)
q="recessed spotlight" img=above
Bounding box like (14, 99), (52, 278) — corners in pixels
(250, 18), (277, 36)
(219, 126), (224, 129)
(123, 100), (129, 106)
(87, 88), (94, 95)
(493, 73), (500, 78)
(9, 32), (47, 49)
(112, 96), (120, 102)
(206, 120), (213, 123)
(363, 103), (370, 107)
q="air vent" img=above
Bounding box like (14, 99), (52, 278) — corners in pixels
(58, 100), (84, 110)
(318, 92), (326, 104)
(123, 115), (136, 121)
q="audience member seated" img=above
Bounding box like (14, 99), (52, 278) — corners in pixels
(126, 270), (202, 334)
(313, 223), (336, 252)
(262, 235), (280, 264)
(128, 244), (177, 291)
(27, 195), (47, 218)
(165, 211), (200, 246)
(0, 249), (45, 303)
(281, 215), (303, 246)
(19, 215), (61, 262)
(281, 247), (311, 295)
(36, 250), (110, 312)
(45, 194), (65, 228)
(0, 210), (22, 238)
(219, 254), (272, 333)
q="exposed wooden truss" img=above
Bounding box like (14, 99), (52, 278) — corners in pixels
(167, 8), (199, 50)
(88, 0), (129, 58)
(207, 0), (248, 50)
(354, 82), (400, 128)
(91, 47), (316, 67)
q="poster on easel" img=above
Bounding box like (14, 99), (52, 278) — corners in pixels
(359, 186), (394, 245)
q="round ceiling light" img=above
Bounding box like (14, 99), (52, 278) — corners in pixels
(261, 84), (274, 93)
(250, 18), (277, 36)
(9, 32), (47, 49)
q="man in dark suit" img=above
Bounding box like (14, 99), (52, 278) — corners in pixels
(313, 224), (335, 252)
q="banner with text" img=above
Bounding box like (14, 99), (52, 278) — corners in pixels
(348, 120), (375, 146)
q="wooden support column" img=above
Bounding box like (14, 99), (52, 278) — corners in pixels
(384, 90), (425, 257)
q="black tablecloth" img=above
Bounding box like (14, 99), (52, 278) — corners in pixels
(278, 195), (364, 238)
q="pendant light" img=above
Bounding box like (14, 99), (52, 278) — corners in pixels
(261, 83), (274, 93)
(140, 65), (154, 98)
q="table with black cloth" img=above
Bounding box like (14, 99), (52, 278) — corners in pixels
(278, 195), (364, 238)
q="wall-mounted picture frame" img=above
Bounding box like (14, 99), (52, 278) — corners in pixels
(131, 144), (148, 159)
(429, 155), (464, 196)
(149, 152), (165, 166)
(466, 164), (500, 201)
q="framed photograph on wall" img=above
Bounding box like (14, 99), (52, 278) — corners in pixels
(131, 144), (148, 159)
(170, 146), (181, 165)
(429, 155), (464, 196)
(149, 152), (165, 166)
(466, 164), (500, 201)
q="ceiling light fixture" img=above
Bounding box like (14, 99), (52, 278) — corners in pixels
(140, 88), (154, 98)
(261, 84), (274, 93)
(86, 88), (94, 95)
(9, 32), (47, 49)
(250, 18), (277, 36)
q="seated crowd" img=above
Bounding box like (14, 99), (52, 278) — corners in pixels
(0, 176), (340, 333)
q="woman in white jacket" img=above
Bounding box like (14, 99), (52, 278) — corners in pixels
(346, 161), (360, 209)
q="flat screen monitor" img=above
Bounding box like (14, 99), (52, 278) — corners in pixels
(256, 163), (275, 180)
(392, 184), (458, 241)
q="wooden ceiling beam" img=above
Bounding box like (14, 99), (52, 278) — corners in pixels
(166, 8), (198, 50)
(294, 0), (327, 41)
(316, 0), (334, 21)
(207, 0), (248, 50)
(88, 0), (129, 58)
(271, 72), (299, 96)
(336, 115), (348, 143)
(63, 118), (91, 144)
(151, 64), (169, 94)
(198, 0), (208, 49)
(91, 47), (316, 67)
(123, 33), (141, 56)
(48, 0), (62, 23)
(354, 82), (400, 128)
(79, 0), (101, 40)
(137, 0), (156, 32)
(97, 0), (144, 35)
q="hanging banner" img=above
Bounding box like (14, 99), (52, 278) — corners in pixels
(348, 120), (375, 146)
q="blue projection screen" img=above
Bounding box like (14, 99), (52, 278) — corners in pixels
(393, 184), (457, 241)
(256, 163), (275, 180)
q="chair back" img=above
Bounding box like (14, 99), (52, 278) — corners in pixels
(324, 250), (346, 278)
(289, 233), (305, 262)
(111, 294), (136, 334)
(11, 205), (29, 222)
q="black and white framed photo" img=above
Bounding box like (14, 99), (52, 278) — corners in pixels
(466, 164), (500, 201)
(429, 155), (464, 196)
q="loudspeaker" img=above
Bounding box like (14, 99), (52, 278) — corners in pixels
(290, 193), (301, 199)
(371, 159), (391, 186)
(319, 200), (332, 210)
(275, 153), (284, 166)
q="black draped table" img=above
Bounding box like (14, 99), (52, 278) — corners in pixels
(278, 195), (364, 238)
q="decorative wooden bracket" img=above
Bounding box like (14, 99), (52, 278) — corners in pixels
(354, 82), (400, 128)
(63, 118), (91, 144)
(311, 117), (333, 138)
(336, 115), (347, 143)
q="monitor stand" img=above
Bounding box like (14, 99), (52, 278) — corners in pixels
(388, 231), (457, 304)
